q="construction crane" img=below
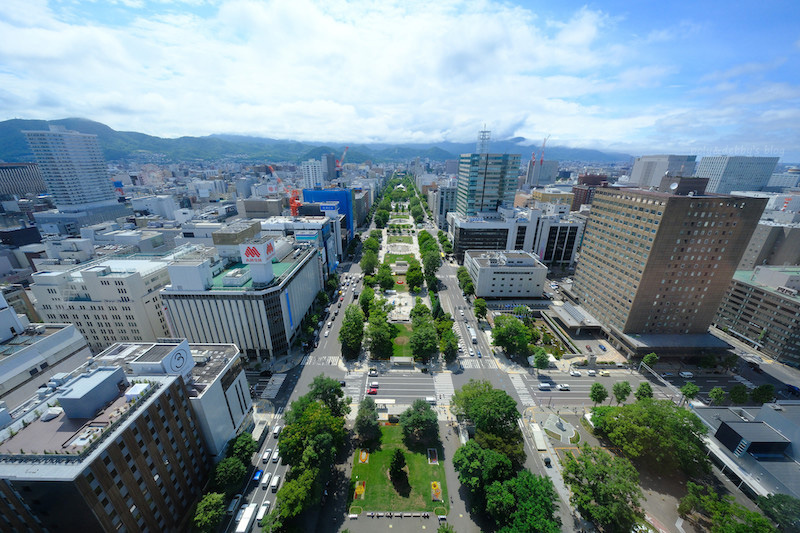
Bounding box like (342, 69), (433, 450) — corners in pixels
(539, 135), (550, 169)
(290, 189), (302, 216)
(335, 146), (349, 177)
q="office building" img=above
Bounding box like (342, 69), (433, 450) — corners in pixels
(738, 222), (800, 270)
(30, 251), (189, 352)
(429, 180), (458, 229)
(321, 153), (337, 180)
(131, 195), (178, 220)
(569, 178), (766, 355)
(765, 167), (800, 191)
(259, 215), (343, 273)
(455, 153), (521, 216)
(302, 188), (355, 238)
(240, 197), (284, 218)
(302, 159), (324, 189)
(0, 368), (209, 532)
(447, 206), (583, 268)
(696, 156), (779, 194)
(162, 238), (324, 360)
(530, 187), (574, 206)
(525, 160), (559, 188)
(713, 267), (800, 366)
(629, 155), (696, 188)
(464, 250), (547, 298)
(0, 163), (46, 197)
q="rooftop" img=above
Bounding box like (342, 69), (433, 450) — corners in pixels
(0, 324), (68, 359)
(733, 269), (800, 303)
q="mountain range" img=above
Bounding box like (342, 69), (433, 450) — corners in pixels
(0, 118), (632, 164)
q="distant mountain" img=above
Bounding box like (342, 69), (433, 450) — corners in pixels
(0, 118), (631, 164)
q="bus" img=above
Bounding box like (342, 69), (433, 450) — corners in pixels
(235, 502), (258, 533)
(467, 325), (477, 344)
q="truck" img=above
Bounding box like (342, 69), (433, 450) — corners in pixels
(467, 325), (477, 344)
(235, 502), (258, 533)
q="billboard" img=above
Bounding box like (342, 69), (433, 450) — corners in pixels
(240, 240), (276, 264)
(320, 204), (337, 211)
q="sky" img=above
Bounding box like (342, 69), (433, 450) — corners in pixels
(1, 0), (799, 161)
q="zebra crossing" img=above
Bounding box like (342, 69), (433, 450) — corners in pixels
(509, 374), (535, 407)
(458, 357), (499, 370)
(433, 373), (455, 404)
(301, 355), (341, 366)
(260, 374), (287, 400)
(343, 372), (364, 404)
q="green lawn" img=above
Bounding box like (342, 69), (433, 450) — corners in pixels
(392, 323), (413, 357)
(349, 425), (449, 514)
(388, 235), (413, 244)
(384, 253), (416, 265)
(393, 275), (409, 293)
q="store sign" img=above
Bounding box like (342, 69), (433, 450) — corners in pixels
(240, 240), (275, 264)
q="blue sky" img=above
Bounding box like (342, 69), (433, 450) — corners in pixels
(1, 0), (799, 161)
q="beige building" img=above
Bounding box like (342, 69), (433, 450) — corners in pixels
(570, 181), (766, 355)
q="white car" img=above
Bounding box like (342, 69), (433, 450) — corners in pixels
(257, 501), (271, 520)
(679, 371), (694, 378)
(324, 330), (329, 337)
(587, 369), (597, 376)
(556, 384), (570, 391)
(468, 348), (475, 357)
(569, 370), (582, 377)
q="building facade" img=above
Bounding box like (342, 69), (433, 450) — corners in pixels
(302, 188), (354, 238)
(629, 155), (697, 188)
(0, 163), (46, 197)
(696, 156), (779, 194)
(429, 181), (458, 229)
(301, 159), (324, 189)
(713, 267), (800, 366)
(571, 185), (766, 341)
(464, 250), (547, 298)
(738, 221), (800, 270)
(455, 153), (521, 216)
(525, 160), (559, 188)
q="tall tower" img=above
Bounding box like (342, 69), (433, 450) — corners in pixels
(22, 126), (117, 212)
(629, 155), (697, 188)
(301, 159), (323, 189)
(572, 180), (766, 337)
(476, 127), (491, 154)
(695, 156), (779, 194)
(455, 153), (521, 216)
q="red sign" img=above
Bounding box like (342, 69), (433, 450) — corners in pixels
(266, 242), (274, 256)
(244, 246), (261, 258)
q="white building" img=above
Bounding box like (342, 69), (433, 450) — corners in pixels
(31, 254), (182, 352)
(696, 156), (779, 194)
(766, 168), (800, 190)
(464, 250), (548, 298)
(259, 215), (342, 273)
(302, 159), (324, 189)
(428, 179), (458, 229)
(131, 195), (178, 219)
(162, 239), (324, 360)
(629, 155), (697, 188)
(525, 160), (559, 188)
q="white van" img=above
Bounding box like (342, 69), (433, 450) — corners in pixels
(261, 449), (272, 464)
(261, 471), (272, 489)
(272, 448), (280, 464)
(369, 382), (379, 389)
(426, 397), (437, 405)
(273, 426), (281, 438)
(271, 475), (281, 492)
(679, 371), (694, 379)
(538, 382), (553, 391)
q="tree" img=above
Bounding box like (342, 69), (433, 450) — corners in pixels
(272, 466), (319, 527)
(215, 457), (245, 492)
(370, 229), (383, 241)
(533, 348), (549, 374)
(612, 381), (632, 405)
(355, 397), (380, 443)
(193, 492), (226, 533)
(680, 481), (777, 533)
(374, 209), (390, 228)
(681, 382), (700, 402)
(721, 353), (740, 373)
(362, 237), (379, 253)
(400, 398), (439, 446)
(366, 299), (394, 358)
(405, 263), (424, 292)
(279, 399), (345, 469)
(390, 448), (406, 480)
(453, 440), (513, 500)
(634, 382), (653, 401)
(410, 320), (439, 362)
(308, 374), (351, 419)
(358, 285), (374, 317)
(751, 384), (776, 404)
(730, 383), (750, 404)
(411, 205), (424, 223)
(757, 493), (800, 532)
(562, 444), (643, 532)
(438, 524), (457, 533)
(360, 250), (378, 276)
(376, 263), (395, 291)
(410, 297), (431, 322)
(463, 280), (475, 296)
(440, 329), (459, 364)
(591, 398), (710, 476)
(451, 380), (520, 439)
(474, 298), (488, 320)
(709, 386), (726, 405)
(422, 250), (441, 277)
(339, 305), (365, 360)
(642, 352), (659, 368)
(228, 432), (258, 464)
(492, 315), (531, 355)
(590, 382), (608, 406)
(486, 470), (561, 533)
(315, 290), (329, 306)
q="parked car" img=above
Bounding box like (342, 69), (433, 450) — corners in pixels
(599, 343), (607, 352)
(585, 344), (592, 351)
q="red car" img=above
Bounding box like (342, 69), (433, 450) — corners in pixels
(367, 387), (378, 395)
(340, 297), (344, 302)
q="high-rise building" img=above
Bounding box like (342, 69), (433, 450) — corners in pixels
(301, 159), (324, 189)
(738, 221), (800, 270)
(455, 153), (521, 216)
(429, 180), (458, 229)
(525, 160), (559, 188)
(696, 156), (779, 194)
(22, 126), (117, 211)
(570, 178), (766, 354)
(321, 153), (337, 180)
(629, 155), (696, 188)
(0, 163), (46, 197)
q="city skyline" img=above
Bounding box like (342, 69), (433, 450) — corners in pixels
(1, 0), (799, 162)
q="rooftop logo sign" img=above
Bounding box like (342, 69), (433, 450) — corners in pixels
(240, 240), (276, 264)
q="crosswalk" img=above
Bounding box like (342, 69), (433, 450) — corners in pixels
(260, 374), (287, 400)
(509, 374), (535, 407)
(343, 372), (364, 404)
(433, 373), (455, 404)
(301, 355), (340, 366)
(458, 357), (499, 370)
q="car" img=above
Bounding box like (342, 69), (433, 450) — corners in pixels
(339, 380), (346, 387)
(662, 372), (674, 377)
(257, 501), (271, 520)
(599, 343), (607, 352)
(262, 449), (272, 463)
(227, 494), (243, 514)
(460, 309), (465, 316)
(253, 469), (264, 482)
(477, 350), (482, 358)
(340, 297), (344, 302)
(599, 370), (610, 377)
(235, 506), (246, 522)
(569, 370), (582, 377)
(585, 344), (592, 351)
(587, 369), (597, 376)
(468, 348), (475, 356)
(324, 330), (329, 337)
(679, 371), (694, 378)
(327, 321), (333, 328)
(367, 387), (378, 395)
(556, 384), (570, 391)
(368, 368), (379, 377)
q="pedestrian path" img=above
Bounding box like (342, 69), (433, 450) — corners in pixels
(302, 355), (340, 366)
(433, 373), (455, 404)
(734, 374), (756, 389)
(509, 374), (535, 407)
(260, 374), (287, 400)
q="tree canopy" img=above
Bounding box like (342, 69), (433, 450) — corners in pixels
(366, 298), (394, 358)
(473, 298), (488, 320)
(227, 432), (258, 464)
(590, 382), (608, 406)
(634, 382), (653, 401)
(214, 457), (245, 492)
(399, 398), (439, 446)
(355, 397), (380, 443)
(730, 383), (750, 404)
(709, 386), (726, 405)
(193, 492), (226, 533)
(339, 304), (365, 360)
(360, 250), (378, 276)
(451, 380), (520, 438)
(487, 470), (561, 533)
(612, 381), (632, 405)
(376, 263), (395, 291)
(757, 493), (800, 532)
(362, 237), (380, 254)
(440, 329), (459, 364)
(680, 481), (776, 533)
(492, 315), (531, 355)
(307, 374), (351, 419)
(751, 384), (776, 404)
(358, 285), (374, 317)
(562, 444), (643, 532)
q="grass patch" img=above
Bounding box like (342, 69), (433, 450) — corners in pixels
(388, 235), (413, 244)
(392, 323), (413, 357)
(394, 275), (409, 292)
(348, 425), (449, 513)
(570, 432), (581, 444)
(384, 253), (416, 265)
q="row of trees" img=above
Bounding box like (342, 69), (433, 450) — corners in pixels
(456, 266), (474, 296)
(679, 481), (777, 532)
(268, 376), (350, 529)
(408, 298), (439, 362)
(451, 380), (560, 531)
(431, 296), (459, 364)
(417, 230), (442, 292)
(437, 230), (453, 255)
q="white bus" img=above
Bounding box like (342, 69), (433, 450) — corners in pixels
(467, 325), (477, 344)
(235, 502), (258, 533)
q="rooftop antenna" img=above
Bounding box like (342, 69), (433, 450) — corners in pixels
(476, 126), (491, 154)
